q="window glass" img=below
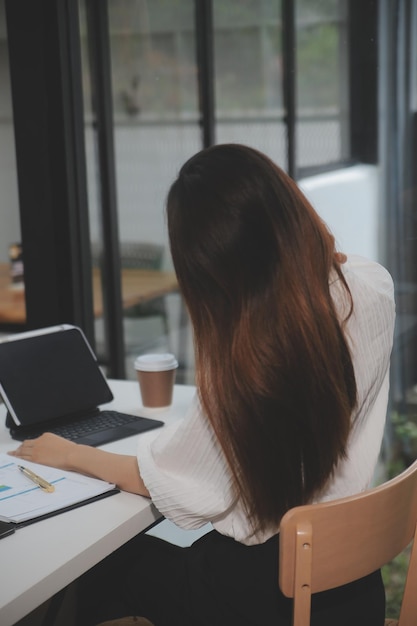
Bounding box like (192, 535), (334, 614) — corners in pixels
(296, 0), (349, 169)
(213, 0), (286, 166)
(0, 0), (25, 331)
(108, 0), (197, 118)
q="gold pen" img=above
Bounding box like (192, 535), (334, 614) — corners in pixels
(18, 465), (55, 493)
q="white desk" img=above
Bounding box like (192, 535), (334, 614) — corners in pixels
(0, 379), (195, 626)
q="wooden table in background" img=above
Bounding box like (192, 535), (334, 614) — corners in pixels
(0, 263), (179, 325)
(0, 264), (26, 324)
(91, 267), (178, 317)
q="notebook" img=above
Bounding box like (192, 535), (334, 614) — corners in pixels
(0, 453), (119, 528)
(0, 324), (163, 446)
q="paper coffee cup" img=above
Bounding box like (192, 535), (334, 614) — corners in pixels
(134, 353), (178, 408)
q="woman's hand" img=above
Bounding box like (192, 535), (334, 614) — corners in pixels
(8, 433), (77, 471)
(8, 433), (150, 497)
(334, 252), (347, 264)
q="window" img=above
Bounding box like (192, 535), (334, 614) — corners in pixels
(296, 0), (350, 170)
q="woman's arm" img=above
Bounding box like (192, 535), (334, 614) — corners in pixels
(8, 433), (150, 497)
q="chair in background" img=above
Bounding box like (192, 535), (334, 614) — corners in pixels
(92, 241), (170, 356)
(279, 459), (417, 626)
(118, 240), (165, 270)
(118, 241), (169, 338)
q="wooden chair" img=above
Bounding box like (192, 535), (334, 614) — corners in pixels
(279, 459), (417, 626)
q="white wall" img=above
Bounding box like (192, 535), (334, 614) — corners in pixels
(298, 164), (380, 262)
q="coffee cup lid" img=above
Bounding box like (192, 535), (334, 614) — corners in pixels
(134, 353), (178, 372)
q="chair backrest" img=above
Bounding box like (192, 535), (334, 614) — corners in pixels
(119, 242), (164, 270)
(279, 459), (417, 626)
(91, 241), (164, 271)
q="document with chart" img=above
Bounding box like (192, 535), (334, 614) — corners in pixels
(0, 454), (118, 526)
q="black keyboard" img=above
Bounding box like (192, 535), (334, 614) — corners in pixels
(20, 410), (145, 442)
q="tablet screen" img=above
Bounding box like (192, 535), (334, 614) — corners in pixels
(0, 325), (113, 427)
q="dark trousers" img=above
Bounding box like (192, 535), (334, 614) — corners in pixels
(76, 529), (385, 626)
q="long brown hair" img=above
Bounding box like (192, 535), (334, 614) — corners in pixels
(166, 144), (356, 532)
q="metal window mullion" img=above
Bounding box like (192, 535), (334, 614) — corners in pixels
(195, 0), (215, 148)
(60, 0), (96, 346)
(282, 0), (297, 178)
(85, 0), (125, 379)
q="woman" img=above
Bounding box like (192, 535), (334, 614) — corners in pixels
(9, 144), (395, 625)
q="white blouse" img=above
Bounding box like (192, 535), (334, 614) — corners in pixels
(137, 255), (396, 545)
